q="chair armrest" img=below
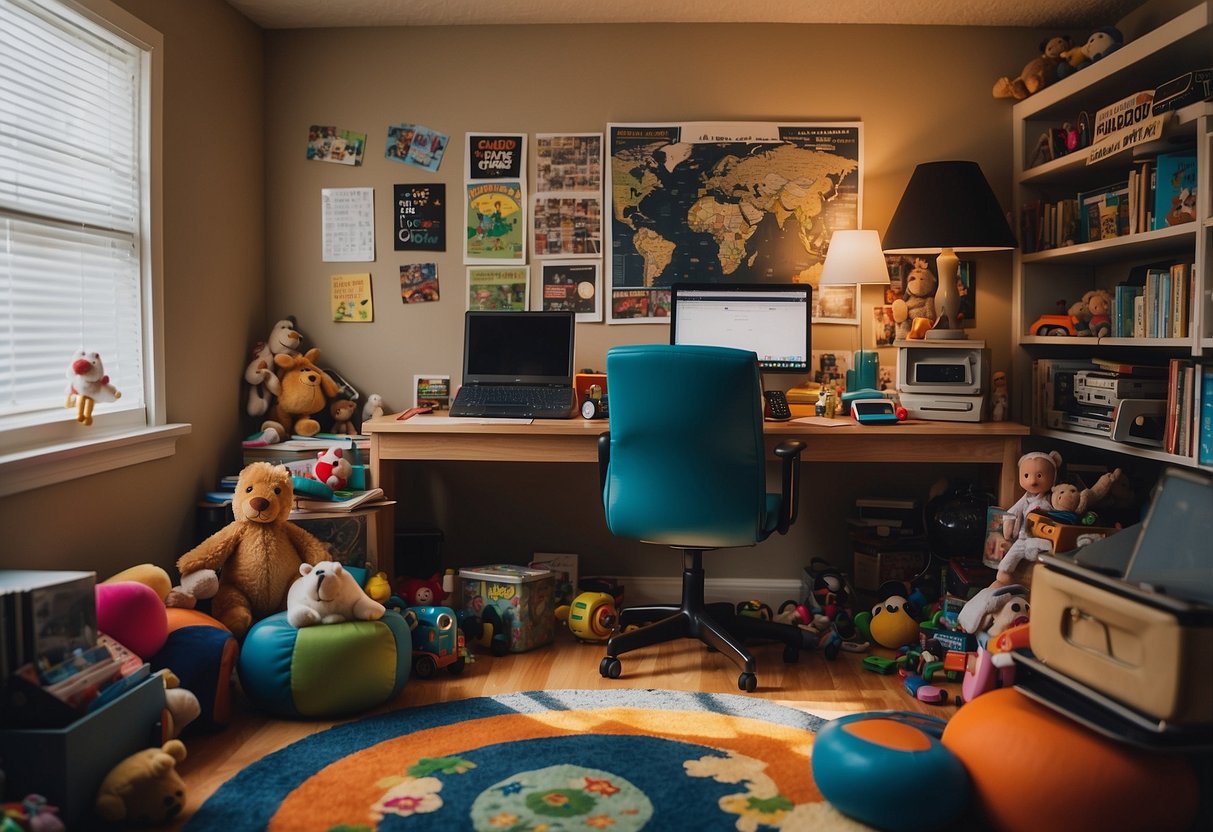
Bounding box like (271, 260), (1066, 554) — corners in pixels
(597, 432), (611, 494)
(773, 439), (805, 535)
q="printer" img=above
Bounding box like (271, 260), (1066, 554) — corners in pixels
(895, 339), (989, 422)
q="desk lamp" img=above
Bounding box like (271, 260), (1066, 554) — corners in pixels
(819, 229), (890, 391)
(882, 161), (1017, 340)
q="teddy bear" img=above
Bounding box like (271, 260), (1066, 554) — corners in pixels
(242, 318), (301, 418)
(167, 461), (332, 638)
(286, 560), (385, 628)
(1057, 26), (1124, 78)
(93, 739), (188, 826)
(65, 350), (121, 426)
(993, 35), (1071, 100)
(1068, 297), (1092, 335)
(329, 398), (358, 435)
(260, 347), (340, 439)
(313, 445), (352, 490)
(1046, 468), (1123, 524)
(890, 259), (937, 340)
(1082, 288), (1113, 338)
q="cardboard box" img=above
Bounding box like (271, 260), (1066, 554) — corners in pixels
(0, 673), (164, 825)
(458, 564), (555, 652)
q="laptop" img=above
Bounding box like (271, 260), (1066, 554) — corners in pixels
(449, 311), (577, 419)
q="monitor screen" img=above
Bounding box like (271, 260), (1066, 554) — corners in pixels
(669, 283), (812, 373)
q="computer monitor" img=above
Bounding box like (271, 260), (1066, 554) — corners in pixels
(669, 283), (812, 373)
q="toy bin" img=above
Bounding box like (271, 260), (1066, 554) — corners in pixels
(458, 564), (555, 652)
(0, 672), (164, 825)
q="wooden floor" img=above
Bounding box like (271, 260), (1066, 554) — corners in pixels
(171, 628), (959, 829)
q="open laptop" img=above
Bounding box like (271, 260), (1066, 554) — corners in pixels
(449, 311), (577, 419)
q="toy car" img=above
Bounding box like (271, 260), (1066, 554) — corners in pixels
(403, 605), (466, 678)
(1028, 313), (1080, 337)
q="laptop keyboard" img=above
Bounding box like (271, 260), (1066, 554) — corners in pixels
(452, 384), (574, 416)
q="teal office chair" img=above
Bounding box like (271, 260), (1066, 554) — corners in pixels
(596, 344), (808, 691)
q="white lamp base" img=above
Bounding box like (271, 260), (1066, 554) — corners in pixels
(926, 247), (965, 340)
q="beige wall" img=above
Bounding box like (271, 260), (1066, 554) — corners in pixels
(0, 0), (263, 580)
(261, 22), (1036, 581)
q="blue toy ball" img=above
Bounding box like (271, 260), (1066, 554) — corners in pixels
(239, 609), (411, 718)
(812, 711), (970, 831)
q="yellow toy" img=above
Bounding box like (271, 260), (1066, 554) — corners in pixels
(557, 591), (617, 642)
(94, 740), (187, 826)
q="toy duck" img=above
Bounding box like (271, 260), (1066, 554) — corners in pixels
(65, 350), (121, 425)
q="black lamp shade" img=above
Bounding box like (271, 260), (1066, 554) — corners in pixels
(882, 161), (1017, 252)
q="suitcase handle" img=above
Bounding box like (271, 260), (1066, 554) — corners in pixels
(1062, 606), (1131, 667)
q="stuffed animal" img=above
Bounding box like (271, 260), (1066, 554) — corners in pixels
(329, 398), (358, 435)
(260, 347), (340, 439)
(1068, 298), (1092, 336)
(890, 259), (937, 340)
(65, 350), (121, 426)
(313, 445), (352, 490)
(855, 581), (921, 649)
(286, 560), (385, 628)
(93, 740), (187, 826)
(996, 450), (1063, 585)
(958, 584), (1030, 645)
(167, 461), (332, 638)
(990, 371), (1009, 422)
(1047, 468), (1123, 523)
(1057, 26), (1124, 78)
(1082, 289), (1112, 338)
(242, 318), (302, 418)
(362, 392), (386, 422)
(993, 35), (1071, 100)
(397, 572), (447, 607)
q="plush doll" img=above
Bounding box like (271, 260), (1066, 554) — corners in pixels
(996, 450), (1063, 585)
(362, 392), (387, 423)
(329, 398), (358, 435)
(1046, 468), (1123, 524)
(1083, 289), (1112, 338)
(260, 347), (340, 439)
(958, 584), (1030, 646)
(286, 561), (385, 628)
(1057, 26), (1124, 78)
(890, 259), (937, 340)
(65, 350), (121, 426)
(167, 461), (332, 639)
(1068, 298), (1092, 336)
(242, 318), (301, 418)
(94, 740), (187, 826)
(993, 35), (1071, 100)
(313, 445), (353, 490)
(397, 573), (447, 606)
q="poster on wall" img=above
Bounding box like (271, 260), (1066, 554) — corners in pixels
(400, 263), (440, 303)
(539, 261), (601, 322)
(464, 182), (526, 264)
(531, 196), (603, 258)
(466, 133), (526, 181)
(606, 121), (862, 323)
(321, 187), (374, 262)
(467, 266), (529, 311)
(394, 184), (446, 252)
(330, 274), (373, 322)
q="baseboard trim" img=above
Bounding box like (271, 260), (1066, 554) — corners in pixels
(608, 576), (804, 609)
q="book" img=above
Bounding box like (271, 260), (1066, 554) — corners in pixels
(0, 571), (97, 676)
(1170, 262), (1190, 338)
(1152, 151), (1197, 230)
(1078, 182), (1129, 242)
(293, 487), (385, 512)
(1199, 366), (1213, 466)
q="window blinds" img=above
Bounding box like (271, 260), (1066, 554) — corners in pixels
(0, 0), (146, 429)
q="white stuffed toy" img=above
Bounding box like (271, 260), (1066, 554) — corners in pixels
(286, 561), (385, 628)
(243, 318), (302, 417)
(66, 350), (121, 426)
(362, 392), (386, 422)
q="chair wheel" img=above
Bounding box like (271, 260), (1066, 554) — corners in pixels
(600, 657), (622, 679)
(782, 644), (800, 664)
(738, 672), (757, 692)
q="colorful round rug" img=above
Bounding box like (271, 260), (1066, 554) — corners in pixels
(185, 689), (861, 831)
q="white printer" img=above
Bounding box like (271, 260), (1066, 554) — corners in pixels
(895, 339), (989, 422)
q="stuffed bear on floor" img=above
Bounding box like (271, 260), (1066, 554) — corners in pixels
(286, 560), (385, 628)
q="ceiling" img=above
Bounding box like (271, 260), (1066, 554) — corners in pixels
(224, 0), (1148, 30)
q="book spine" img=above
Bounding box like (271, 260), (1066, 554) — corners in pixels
(1200, 366), (1213, 466)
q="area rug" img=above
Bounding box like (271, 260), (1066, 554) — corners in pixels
(186, 688), (869, 831)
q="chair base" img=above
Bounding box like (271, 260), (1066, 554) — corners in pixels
(602, 550), (813, 691)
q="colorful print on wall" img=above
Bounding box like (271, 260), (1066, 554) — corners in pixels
(465, 182), (525, 264)
(308, 125), (366, 165)
(331, 274), (373, 322)
(394, 184), (446, 252)
(468, 266), (529, 311)
(401, 263), (440, 304)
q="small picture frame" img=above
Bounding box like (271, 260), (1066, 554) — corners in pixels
(983, 507), (1014, 569)
(414, 374), (451, 410)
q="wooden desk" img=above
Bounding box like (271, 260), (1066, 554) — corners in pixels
(364, 414), (1028, 570)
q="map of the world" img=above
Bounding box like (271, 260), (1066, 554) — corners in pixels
(608, 122), (861, 322)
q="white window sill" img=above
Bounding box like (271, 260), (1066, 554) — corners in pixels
(0, 423), (192, 498)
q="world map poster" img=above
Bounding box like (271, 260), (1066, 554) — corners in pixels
(607, 122), (861, 323)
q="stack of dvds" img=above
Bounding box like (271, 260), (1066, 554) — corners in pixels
(1060, 363), (1168, 446)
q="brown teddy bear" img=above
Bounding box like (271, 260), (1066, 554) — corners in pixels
(261, 347), (339, 438)
(329, 397), (358, 435)
(167, 462), (331, 638)
(993, 35), (1071, 100)
(94, 739), (188, 826)
(890, 259), (937, 340)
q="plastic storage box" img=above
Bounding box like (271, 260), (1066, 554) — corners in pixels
(458, 564), (555, 652)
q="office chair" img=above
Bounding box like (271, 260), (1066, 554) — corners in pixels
(596, 344), (808, 692)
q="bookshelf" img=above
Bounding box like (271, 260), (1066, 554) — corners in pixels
(1010, 0), (1213, 471)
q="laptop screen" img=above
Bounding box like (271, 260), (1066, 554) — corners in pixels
(1123, 467), (1213, 606)
(463, 311), (575, 384)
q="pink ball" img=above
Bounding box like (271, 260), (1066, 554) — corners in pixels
(95, 580), (168, 658)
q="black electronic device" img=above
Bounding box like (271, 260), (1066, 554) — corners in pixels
(581, 393), (608, 420)
(763, 390), (791, 421)
(669, 283), (812, 373)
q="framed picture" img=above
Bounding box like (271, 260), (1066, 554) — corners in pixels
(984, 507), (1014, 568)
(538, 261), (601, 322)
(812, 283), (859, 325)
(872, 305), (896, 347)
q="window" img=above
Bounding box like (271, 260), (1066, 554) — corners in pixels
(0, 0), (186, 497)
